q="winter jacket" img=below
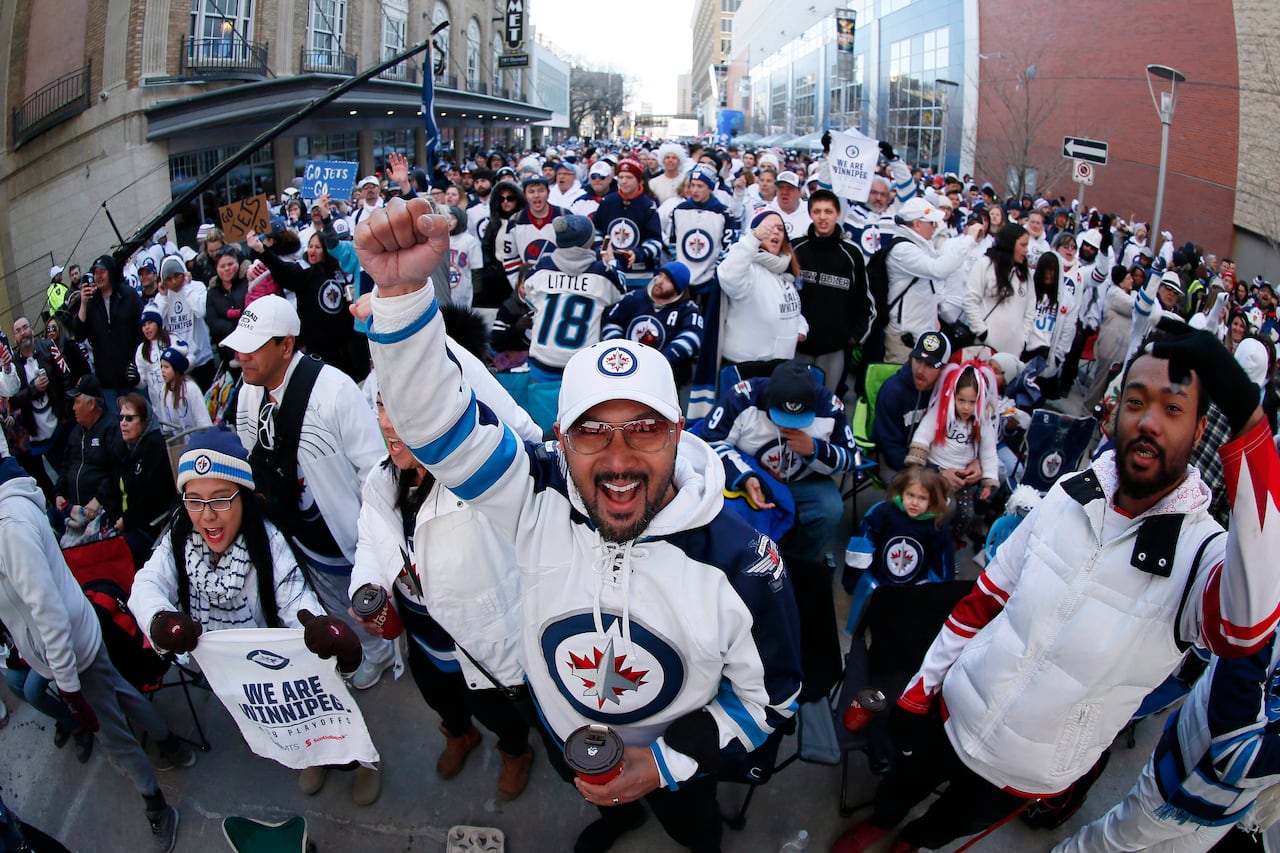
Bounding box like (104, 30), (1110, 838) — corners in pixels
(601, 288), (703, 376)
(594, 191), (664, 274)
(871, 363), (935, 471)
(792, 226), (874, 355)
(55, 410), (124, 515)
(253, 249), (360, 378)
(0, 461), (102, 692)
(899, 421), (1280, 796)
(72, 256), (143, 388)
(153, 282), (214, 370)
(10, 340), (70, 436)
(119, 418), (176, 538)
(206, 279), (248, 353)
(716, 231), (808, 364)
(845, 498), (955, 588)
(368, 283), (804, 790)
(963, 256), (1036, 356)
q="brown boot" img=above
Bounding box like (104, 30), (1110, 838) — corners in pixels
(437, 724), (481, 779)
(495, 745), (534, 801)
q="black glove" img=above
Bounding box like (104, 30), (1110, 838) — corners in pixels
(124, 363), (140, 385)
(888, 702), (933, 757)
(821, 131), (832, 155)
(1148, 329), (1259, 434)
(150, 610), (202, 654)
(60, 689), (100, 732)
(299, 609), (363, 674)
(1151, 256), (1167, 275)
(878, 140), (895, 162)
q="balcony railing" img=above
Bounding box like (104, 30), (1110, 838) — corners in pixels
(300, 46), (357, 76)
(180, 36), (270, 78)
(436, 73), (459, 90)
(378, 61), (417, 83)
(12, 61), (91, 148)
(466, 79), (487, 95)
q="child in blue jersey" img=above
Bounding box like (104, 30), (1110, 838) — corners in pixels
(844, 467), (954, 594)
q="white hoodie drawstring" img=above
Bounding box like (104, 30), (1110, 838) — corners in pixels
(591, 540), (647, 654)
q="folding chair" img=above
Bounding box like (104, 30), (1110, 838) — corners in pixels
(62, 537), (211, 751)
(846, 362), (899, 504)
(1019, 409), (1098, 493)
(222, 816), (312, 853)
(833, 580), (974, 815)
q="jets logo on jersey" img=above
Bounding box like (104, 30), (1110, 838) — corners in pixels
(448, 264), (462, 289)
(627, 316), (666, 349)
(320, 279), (344, 313)
(859, 225), (881, 257)
(744, 534), (786, 592)
(681, 229), (715, 262)
(608, 219), (640, 250)
(882, 535), (923, 579)
(524, 238), (555, 264)
(542, 613), (686, 724)
(474, 215), (490, 236)
(758, 438), (804, 480)
(597, 346), (638, 377)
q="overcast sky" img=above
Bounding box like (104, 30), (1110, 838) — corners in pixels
(529, 0), (694, 115)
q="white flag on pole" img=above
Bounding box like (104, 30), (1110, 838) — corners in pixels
(192, 628), (379, 769)
(828, 129), (880, 204)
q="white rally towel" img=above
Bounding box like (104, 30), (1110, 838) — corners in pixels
(192, 628), (379, 769)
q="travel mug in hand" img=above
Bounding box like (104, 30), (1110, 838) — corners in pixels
(843, 687), (888, 732)
(350, 584), (404, 639)
(563, 724), (625, 784)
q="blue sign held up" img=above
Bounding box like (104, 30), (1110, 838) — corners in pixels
(301, 160), (359, 201)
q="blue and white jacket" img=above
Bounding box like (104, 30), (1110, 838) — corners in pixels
(669, 197), (736, 290)
(693, 376), (858, 487)
(601, 287), (703, 372)
(595, 192), (664, 277)
(367, 284), (803, 789)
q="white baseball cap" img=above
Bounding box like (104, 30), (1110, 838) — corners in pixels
(49, 265), (64, 278)
(221, 294), (301, 354)
(897, 197), (947, 224)
(558, 340), (681, 428)
(776, 170), (802, 188)
(358, 176), (380, 189)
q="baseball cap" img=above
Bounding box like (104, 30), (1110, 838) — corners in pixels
(67, 374), (104, 400)
(776, 171), (802, 189)
(589, 162), (613, 179)
(558, 340), (681, 429)
(1159, 270), (1184, 295)
(555, 160), (576, 173)
(1079, 229), (1103, 249)
(763, 360), (818, 429)
(896, 198), (946, 224)
(522, 174), (550, 188)
(910, 330), (952, 368)
(221, 294), (301, 354)
(50, 265), (64, 278)
(358, 176), (380, 189)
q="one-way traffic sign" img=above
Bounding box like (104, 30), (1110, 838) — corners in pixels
(1063, 136), (1108, 165)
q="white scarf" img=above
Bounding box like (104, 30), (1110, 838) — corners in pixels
(184, 533), (258, 630)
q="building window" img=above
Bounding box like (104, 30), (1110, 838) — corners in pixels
(492, 33), (504, 93)
(168, 142), (274, 245)
(887, 27), (949, 167)
(308, 0), (347, 65)
(189, 0), (254, 58)
(373, 130), (413, 173)
(883, 0), (915, 13)
(829, 53), (865, 129)
(794, 72), (816, 134)
(721, 18), (732, 33)
(721, 38), (732, 56)
(466, 18), (481, 90)
(432, 2), (450, 81)
(382, 0), (407, 72)
(770, 77), (788, 131)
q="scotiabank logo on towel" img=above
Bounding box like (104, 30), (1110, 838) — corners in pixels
(541, 612), (686, 724)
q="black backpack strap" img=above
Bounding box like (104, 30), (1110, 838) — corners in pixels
(272, 355), (324, 464)
(1174, 530), (1226, 653)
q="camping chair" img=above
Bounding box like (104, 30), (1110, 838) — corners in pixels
(1018, 409), (1098, 493)
(222, 816), (312, 853)
(62, 537), (211, 751)
(833, 580), (975, 815)
(847, 362), (899, 502)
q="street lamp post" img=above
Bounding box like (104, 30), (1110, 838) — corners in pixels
(1145, 63), (1186, 250)
(935, 78), (959, 176)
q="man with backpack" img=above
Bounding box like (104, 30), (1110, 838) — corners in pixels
(0, 454), (192, 852)
(874, 199), (982, 364)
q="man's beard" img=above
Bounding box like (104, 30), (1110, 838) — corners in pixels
(1115, 434), (1188, 502)
(579, 467), (673, 543)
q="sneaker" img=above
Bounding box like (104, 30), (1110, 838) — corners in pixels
(436, 724), (481, 779)
(348, 656), (392, 691)
(53, 721), (71, 749)
(155, 735), (197, 771)
(147, 804), (179, 853)
(573, 805), (647, 853)
(73, 728), (94, 764)
(299, 765), (329, 795)
(495, 745), (534, 801)
(831, 820), (889, 853)
(352, 765), (381, 806)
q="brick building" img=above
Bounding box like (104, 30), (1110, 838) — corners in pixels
(0, 0), (550, 324)
(974, 0), (1277, 277)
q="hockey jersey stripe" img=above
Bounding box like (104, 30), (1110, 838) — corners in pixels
(451, 426), (520, 501)
(367, 297), (438, 344)
(411, 390), (479, 464)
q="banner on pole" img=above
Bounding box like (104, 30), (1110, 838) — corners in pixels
(827, 129), (879, 203)
(192, 628), (380, 770)
(836, 13), (856, 53)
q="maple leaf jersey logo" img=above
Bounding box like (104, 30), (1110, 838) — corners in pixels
(567, 637), (649, 709)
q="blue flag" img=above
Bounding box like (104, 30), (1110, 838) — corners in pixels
(422, 52), (439, 177)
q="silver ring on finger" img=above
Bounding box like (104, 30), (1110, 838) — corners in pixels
(612, 797), (620, 805)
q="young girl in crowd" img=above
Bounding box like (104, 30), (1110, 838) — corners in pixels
(843, 467), (955, 596)
(133, 306), (171, 403)
(154, 343), (211, 441)
(906, 362), (999, 547)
